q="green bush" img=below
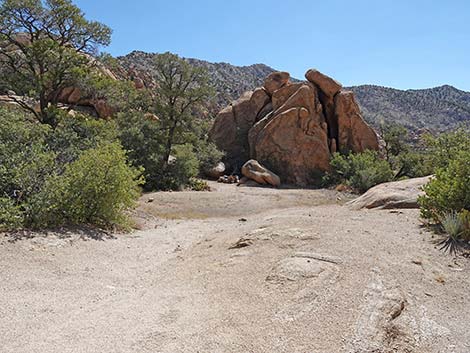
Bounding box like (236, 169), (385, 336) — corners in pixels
(0, 107), (143, 230)
(194, 142), (225, 176)
(29, 143), (144, 229)
(459, 210), (470, 241)
(394, 151), (432, 179)
(324, 151), (394, 193)
(0, 198), (24, 231)
(48, 112), (118, 166)
(0, 107), (57, 200)
(116, 111), (222, 190)
(157, 144), (199, 191)
(419, 150), (470, 224)
(188, 178), (210, 191)
(423, 128), (470, 170)
(116, 111), (165, 191)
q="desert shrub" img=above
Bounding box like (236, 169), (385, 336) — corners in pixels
(188, 178), (210, 191)
(324, 151), (394, 193)
(419, 150), (470, 223)
(423, 128), (470, 170)
(0, 198), (24, 231)
(0, 107), (142, 230)
(47, 112), (118, 166)
(0, 107), (56, 199)
(394, 151), (432, 179)
(459, 210), (470, 241)
(28, 143), (144, 229)
(194, 141), (225, 176)
(157, 144), (200, 191)
(117, 111), (215, 191)
(116, 111), (165, 191)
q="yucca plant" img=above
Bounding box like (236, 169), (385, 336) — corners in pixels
(438, 212), (464, 255)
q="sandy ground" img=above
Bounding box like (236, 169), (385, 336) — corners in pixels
(1, 181), (469, 353)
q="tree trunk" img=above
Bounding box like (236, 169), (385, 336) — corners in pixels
(162, 121), (178, 170)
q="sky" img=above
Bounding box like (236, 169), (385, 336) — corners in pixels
(74, 0), (470, 91)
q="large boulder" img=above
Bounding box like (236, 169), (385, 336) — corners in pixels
(335, 91), (379, 153)
(305, 69), (342, 97)
(263, 72), (290, 95)
(271, 82), (305, 111)
(241, 160), (281, 187)
(204, 162), (226, 179)
(254, 85), (330, 185)
(208, 105), (239, 160)
(347, 176), (432, 210)
(209, 89), (270, 166)
(210, 69), (379, 186)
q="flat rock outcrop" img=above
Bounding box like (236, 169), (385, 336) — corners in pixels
(209, 69), (379, 186)
(347, 176), (432, 210)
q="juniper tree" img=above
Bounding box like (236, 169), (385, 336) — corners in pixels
(0, 0), (111, 126)
(151, 52), (214, 169)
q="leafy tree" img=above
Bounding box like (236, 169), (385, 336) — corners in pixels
(379, 122), (410, 162)
(116, 111), (166, 191)
(0, 0), (111, 126)
(150, 52), (214, 169)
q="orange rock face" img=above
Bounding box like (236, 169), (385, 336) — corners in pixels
(210, 69), (379, 186)
(255, 106), (330, 186)
(305, 69), (342, 97)
(263, 71), (290, 95)
(334, 91), (379, 153)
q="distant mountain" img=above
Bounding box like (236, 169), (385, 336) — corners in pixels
(347, 85), (470, 132)
(117, 51), (274, 112)
(117, 51), (470, 132)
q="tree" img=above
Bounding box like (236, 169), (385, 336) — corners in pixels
(0, 0), (111, 126)
(379, 122), (409, 162)
(151, 52), (214, 170)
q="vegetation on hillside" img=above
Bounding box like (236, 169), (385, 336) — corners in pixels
(350, 85), (470, 132)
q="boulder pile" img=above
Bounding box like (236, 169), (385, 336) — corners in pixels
(209, 69), (379, 186)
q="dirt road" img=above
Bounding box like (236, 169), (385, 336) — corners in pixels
(1, 182), (469, 352)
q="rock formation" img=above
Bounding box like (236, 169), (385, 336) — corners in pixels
(209, 69), (379, 186)
(241, 160), (281, 187)
(347, 176), (432, 210)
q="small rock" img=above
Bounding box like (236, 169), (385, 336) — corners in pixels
(229, 238), (253, 249)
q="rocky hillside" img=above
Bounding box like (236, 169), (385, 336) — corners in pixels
(117, 51), (470, 132)
(117, 51), (274, 112)
(348, 84), (470, 132)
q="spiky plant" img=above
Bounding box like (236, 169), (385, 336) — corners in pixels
(438, 212), (464, 255)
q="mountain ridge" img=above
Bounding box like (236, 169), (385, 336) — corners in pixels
(117, 51), (470, 132)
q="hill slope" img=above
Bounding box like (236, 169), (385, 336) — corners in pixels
(117, 51), (274, 111)
(348, 84), (470, 132)
(117, 51), (470, 132)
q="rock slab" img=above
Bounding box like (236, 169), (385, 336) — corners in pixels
(347, 176), (432, 210)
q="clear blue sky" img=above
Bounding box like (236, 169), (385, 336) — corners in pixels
(75, 0), (470, 91)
